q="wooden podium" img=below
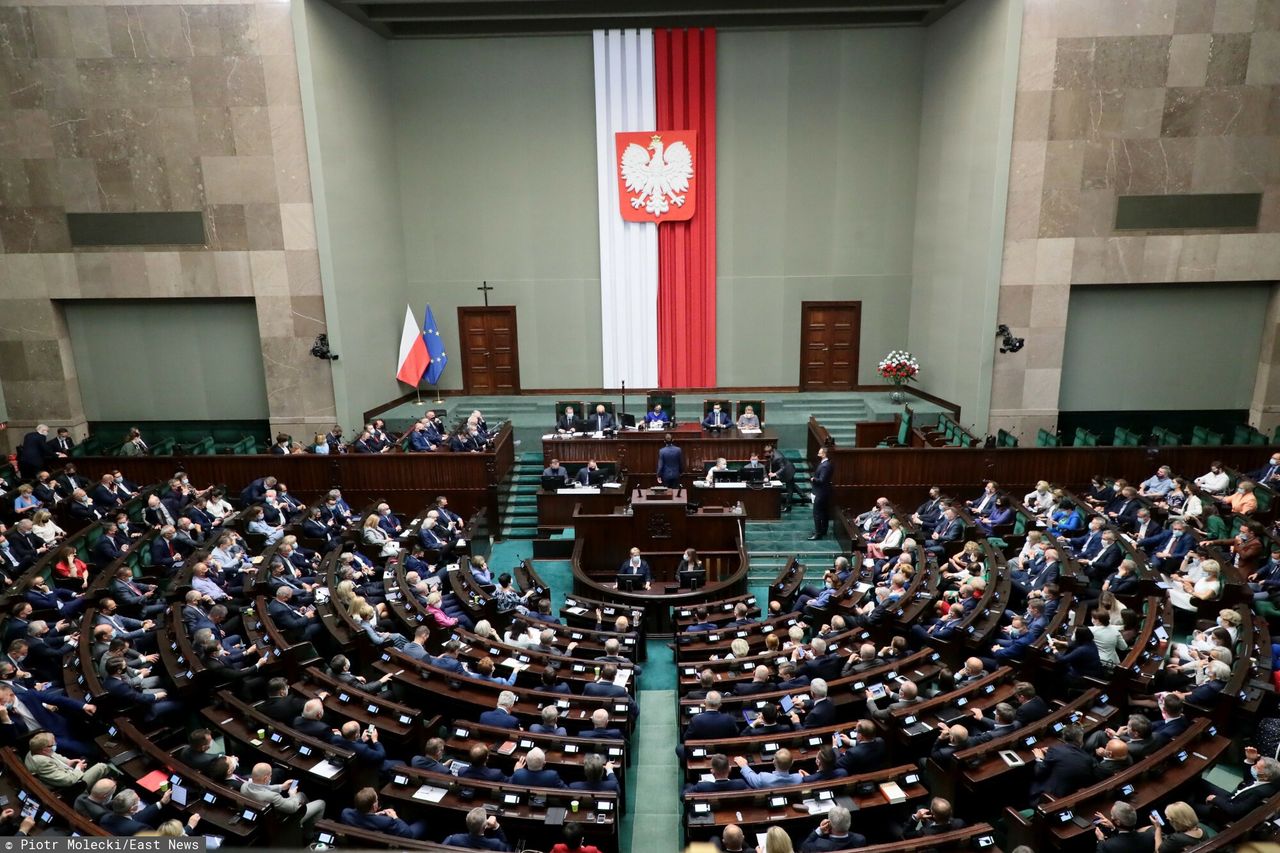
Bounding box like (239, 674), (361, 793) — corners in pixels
(571, 487), (743, 582)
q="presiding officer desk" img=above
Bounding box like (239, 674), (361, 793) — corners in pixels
(542, 423), (777, 477)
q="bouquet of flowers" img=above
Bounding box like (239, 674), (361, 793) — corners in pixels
(877, 350), (920, 386)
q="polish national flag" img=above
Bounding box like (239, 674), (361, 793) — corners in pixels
(395, 305), (430, 385)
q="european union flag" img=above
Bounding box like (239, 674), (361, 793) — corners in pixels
(422, 304), (448, 385)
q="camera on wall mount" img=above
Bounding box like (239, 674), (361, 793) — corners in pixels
(310, 334), (339, 361)
(996, 324), (1024, 354)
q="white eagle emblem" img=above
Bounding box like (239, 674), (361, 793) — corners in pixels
(620, 134), (694, 218)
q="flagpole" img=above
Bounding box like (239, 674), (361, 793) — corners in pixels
(414, 385), (424, 406)
(433, 382), (444, 405)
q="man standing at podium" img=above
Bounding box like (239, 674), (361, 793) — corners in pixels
(556, 406), (582, 434)
(617, 547), (651, 590)
(588, 404), (614, 433)
(702, 404), (730, 429)
(657, 434), (684, 488)
(809, 446), (834, 540)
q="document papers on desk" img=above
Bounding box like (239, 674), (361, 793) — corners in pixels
(412, 785), (448, 803)
(309, 759), (342, 779)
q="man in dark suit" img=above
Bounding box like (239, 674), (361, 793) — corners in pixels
(478, 692), (520, 730)
(835, 720), (887, 774)
(259, 677), (311, 724)
(578, 708), (625, 740)
(102, 658), (179, 720)
(0, 683), (95, 757)
(340, 787), (427, 840)
(459, 745), (507, 783)
(1080, 531), (1124, 583)
(583, 664), (639, 719)
(1094, 802), (1154, 853)
(509, 747), (566, 788)
(732, 666), (775, 697)
(682, 753), (747, 795)
(809, 446), (833, 540)
(924, 507), (963, 559)
(656, 434), (684, 488)
(1029, 724), (1095, 803)
(791, 679), (836, 729)
(1194, 752), (1280, 820)
(910, 486), (944, 529)
(587, 404), (615, 433)
(800, 805), (864, 852)
(47, 428), (74, 457)
(16, 426), (54, 478)
(766, 445), (803, 511)
(1150, 695), (1190, 743)
(684, 691), (737, 740)
(555, 406), (583, 434)
(292, 699), (334, 740)
(902, 797), (966, 838)
(267, 587), (324, 646)
(702, 404), (731, 429)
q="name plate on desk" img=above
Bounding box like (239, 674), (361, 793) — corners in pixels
(709, 482), (746, 489)
(558, 487), (600, 495)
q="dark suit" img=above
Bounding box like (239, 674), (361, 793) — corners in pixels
(478, 709), (520, 729)
(1097, 831), (1155, 853)
(801, 831), (867, 852)
(801, 698), (836, 729)
(1030, 744), (1095, 801)
(1014, 696), (1050, 726)
(684, 710), (738, 741)
(701, 410), (731, 429)
(510, 767), (566, 789)
(556, 415), (583, 433)
(618, 558), (651, 585)
(836, 737), (886, 774)
(586, 412), (615, 432)
(811, 458), (833, 536)
(17, 431), (54, 477)
(685, 777), (748, 794)
(339, 808), (427, 840)
(657, 444), (684, 488)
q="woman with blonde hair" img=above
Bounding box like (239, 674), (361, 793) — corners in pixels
(1151, 801), (1203, 852)
(726, 637), (750, 660)
(943, 540), (982, 585)
(13, 483), (40, 516)
(760, 826), (794, 853)
(334, 579), (358, 609)
(30, 509), (64, 545)
(1169, 559), (1221, 611)
(473, 619), (501, 643)
(361, 513), (401, 557)
(866, 517), (904, 560)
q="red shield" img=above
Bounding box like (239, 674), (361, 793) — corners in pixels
(616, 130), (697, 223)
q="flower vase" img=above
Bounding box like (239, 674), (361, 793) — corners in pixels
(889, 384), (906, 404)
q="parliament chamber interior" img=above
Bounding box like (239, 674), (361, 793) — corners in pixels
(2, 0), (1280, 851)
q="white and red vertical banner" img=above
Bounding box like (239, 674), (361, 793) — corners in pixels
(593, 29), (658, 389)
(593, 28), (717, 390)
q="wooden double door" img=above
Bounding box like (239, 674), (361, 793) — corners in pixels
(800, 301), (861, 390)
(458, 306), (520, 394)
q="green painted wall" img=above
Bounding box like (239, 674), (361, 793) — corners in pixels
(297, 0), (409, 424)
(909, 0), (1022, 431)
(716, 28), (924, 386)
(1060, 284), (1269, 411)
(64, 300), (269, 421)
(392, 37), (602, 391)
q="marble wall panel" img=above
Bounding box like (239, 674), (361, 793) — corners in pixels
(0, 0), (335, 450)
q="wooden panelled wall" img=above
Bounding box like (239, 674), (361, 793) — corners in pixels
(808, 421), (1277, 511)
(67, 426), (515, 526)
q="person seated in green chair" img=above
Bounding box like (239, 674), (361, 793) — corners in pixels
(736, 405), (760, 431)
(644, 403), (670, 428)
